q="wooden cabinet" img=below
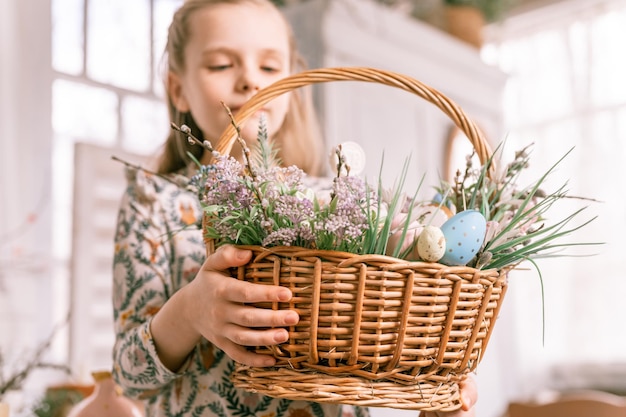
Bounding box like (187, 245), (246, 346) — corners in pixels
(284, 0), (506, 192)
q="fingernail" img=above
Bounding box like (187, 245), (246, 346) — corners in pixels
(278, 289), (292, 302)
(237, 249), (251, 261)
(274, 330), (288, 343)
(284, 311), (299, 325)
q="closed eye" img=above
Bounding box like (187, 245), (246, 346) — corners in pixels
(261, 66), (280, 73)
(208, 64), (232, 71)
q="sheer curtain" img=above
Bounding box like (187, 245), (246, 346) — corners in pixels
(483, 0), (626, 398)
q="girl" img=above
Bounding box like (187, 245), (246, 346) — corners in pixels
(111, 1), (476, 416)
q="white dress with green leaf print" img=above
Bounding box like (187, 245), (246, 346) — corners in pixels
(112, 167), (370, 417)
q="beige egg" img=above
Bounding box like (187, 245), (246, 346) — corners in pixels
(416, 225), (446, 262)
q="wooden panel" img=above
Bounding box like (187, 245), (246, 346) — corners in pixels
(507, 390), (626, 417)
(69, 142), (147, 378)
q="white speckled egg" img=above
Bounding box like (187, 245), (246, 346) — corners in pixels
(328, 141), (366, 176)
(417, 226), (446, 262)
(439, 210), (486, 266)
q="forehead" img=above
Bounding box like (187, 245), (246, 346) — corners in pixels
(187, 2), (291, 56)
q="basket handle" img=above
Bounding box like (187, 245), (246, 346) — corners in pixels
(215, 66), (494, 172)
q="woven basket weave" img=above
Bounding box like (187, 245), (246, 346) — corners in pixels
(206, 67), (509, 411)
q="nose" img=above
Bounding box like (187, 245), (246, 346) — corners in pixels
(236, 66), (261, 93)
(242, 82), (259, 92)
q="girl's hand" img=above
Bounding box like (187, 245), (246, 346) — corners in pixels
(185, 245), (299, 367)
(419, 376), (478, 417)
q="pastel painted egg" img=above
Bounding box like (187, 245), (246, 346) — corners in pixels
(416, 225), (446, 262)
(328, 141), (366, 176)
(432, 193), (455, 213)
(427, 203), (454, 220)
(439, 210), (486, 266)
(418, 205), (451, 228)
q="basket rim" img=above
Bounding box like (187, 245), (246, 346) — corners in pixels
(215, 66), (495, 176)
(233, 244), (503, 275)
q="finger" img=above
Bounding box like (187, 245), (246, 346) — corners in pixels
(203, 245), (252, 272)
(216, 337), (277, 367)
(222, 322), (290, 347)
(231, 304), (299, 328)
(222, 278), (292, 304)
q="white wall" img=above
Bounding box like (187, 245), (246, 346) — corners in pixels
(0, 0), (63, 408)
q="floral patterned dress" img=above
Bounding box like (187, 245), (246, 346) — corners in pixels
(112, 167), (370, 417)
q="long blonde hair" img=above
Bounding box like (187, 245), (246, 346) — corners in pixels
(157, 0), (324, 176)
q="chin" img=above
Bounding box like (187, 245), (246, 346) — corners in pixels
(239, 124), (261, 143)
(241, 116), (273, 140)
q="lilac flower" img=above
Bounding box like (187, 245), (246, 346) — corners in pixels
(202, 155), (254, 210)
(273, 194), (315, 225)
(313, 176), (370, 250)
(262, 225), (314, 247)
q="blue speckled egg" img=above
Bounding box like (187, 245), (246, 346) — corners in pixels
(439, 210), (486, 266)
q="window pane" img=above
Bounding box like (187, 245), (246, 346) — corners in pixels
(87, 0), (151, 91)
(153, 0), (183, 97)
(52, 0), (84, 75)
(530, 30), (573, 121)
(591, 10), (626, 107)
(52, 79), (118, 144)
(52, 134), (75, 260)
(121, 95), (169, 155)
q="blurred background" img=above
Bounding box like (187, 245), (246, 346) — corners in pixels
(1, 0), (625, 416)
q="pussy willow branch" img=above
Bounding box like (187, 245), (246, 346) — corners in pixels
(0, 182), (49, 247)
(333, 144), (351, 179)
(220, 102), (272, 233)
(220, 101), (257, 180)
(110, 156), (182, 187)
(170, 123), (214, 153)
(0, 314), (70, 397)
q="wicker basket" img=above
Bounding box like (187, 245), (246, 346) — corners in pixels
(206, 67), (509, 411)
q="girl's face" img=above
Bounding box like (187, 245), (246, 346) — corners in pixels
(169, 2), (291, 149)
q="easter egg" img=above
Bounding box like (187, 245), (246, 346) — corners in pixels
(428, 203), (454, 220)
(439, 210), (486, 266)
(328, 141), (366, 176)
(419, 205), (450, 228)
(417, 225), (446, 262)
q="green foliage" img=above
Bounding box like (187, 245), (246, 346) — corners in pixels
(184, 114), (599, 272)
(251, 114), (281, 171)
(435, 143), (601, 270)
(444, 0), (517, 22)
(32, 389), (85, 417)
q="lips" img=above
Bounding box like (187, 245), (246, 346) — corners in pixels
(227, 106), (268, 118)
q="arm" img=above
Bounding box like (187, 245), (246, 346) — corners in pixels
(112, 173), (182, 397)
(150, 244), (299, 370)
(112, 170), (299, 398)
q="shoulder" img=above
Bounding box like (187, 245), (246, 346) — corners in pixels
(123, 167), (190, 205)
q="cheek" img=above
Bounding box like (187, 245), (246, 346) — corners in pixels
(190, 100), (228, 140)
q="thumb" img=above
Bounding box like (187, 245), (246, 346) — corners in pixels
(459, 375), (478, 411)
(203, 245), (252, 272)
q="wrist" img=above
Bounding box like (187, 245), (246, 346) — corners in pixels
(150, 284), (202, 371)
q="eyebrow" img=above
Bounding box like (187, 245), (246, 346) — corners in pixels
(201, 47), (287, 59)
